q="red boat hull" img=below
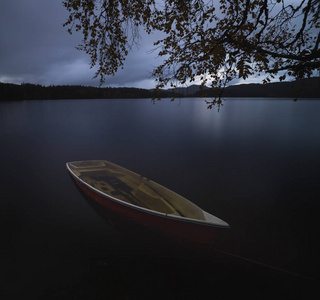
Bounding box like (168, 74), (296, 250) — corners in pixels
(71, 175), (221, 245)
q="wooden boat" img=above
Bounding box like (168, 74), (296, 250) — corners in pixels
(67, 160), (229, 245)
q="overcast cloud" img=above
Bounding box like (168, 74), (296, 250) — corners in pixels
(1, 0), (302, 89)
(0, 0), (163, 88)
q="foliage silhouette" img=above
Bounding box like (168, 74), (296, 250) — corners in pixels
(63, 0), (320, 108)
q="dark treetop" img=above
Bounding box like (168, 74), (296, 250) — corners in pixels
(1, 77), (319, 101)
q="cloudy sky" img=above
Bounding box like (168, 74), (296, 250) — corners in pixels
(1, 1), (304, 89)
(0, 0), (164, 88)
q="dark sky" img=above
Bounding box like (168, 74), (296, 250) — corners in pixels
(0, 0), (163, 88)
(1, 0), (303, 89)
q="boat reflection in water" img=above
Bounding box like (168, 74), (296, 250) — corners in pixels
(67, 160), (229, 247)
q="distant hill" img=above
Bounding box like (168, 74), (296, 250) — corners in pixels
(171, 77), (320, 98)
(0, 77), (319, 100)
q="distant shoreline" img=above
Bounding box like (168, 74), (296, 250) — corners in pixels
(1, 77), (319, 101)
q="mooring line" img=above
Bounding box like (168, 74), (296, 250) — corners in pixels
(214, 249), (319, 283)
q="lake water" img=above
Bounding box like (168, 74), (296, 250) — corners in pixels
(2, 98), (320, 299)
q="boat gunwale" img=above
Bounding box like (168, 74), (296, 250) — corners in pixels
(66, 161), (229, 229)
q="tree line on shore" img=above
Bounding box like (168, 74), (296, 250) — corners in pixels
(0, 83), (164, 101)
(1, 77), (319, 101)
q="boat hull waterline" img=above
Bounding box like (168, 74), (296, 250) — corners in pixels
(67, 160), (229, 245)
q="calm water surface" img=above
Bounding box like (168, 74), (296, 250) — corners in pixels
(1, 98), (320, 299)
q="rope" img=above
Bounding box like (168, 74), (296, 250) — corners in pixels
(214, 249), (319, 283)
